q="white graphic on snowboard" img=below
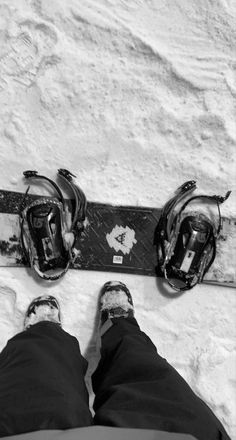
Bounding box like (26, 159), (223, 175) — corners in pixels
(106, 225), (137, 255)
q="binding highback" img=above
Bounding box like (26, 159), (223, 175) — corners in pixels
(155, 181), (231, 291)
(19, 169), (86, 281)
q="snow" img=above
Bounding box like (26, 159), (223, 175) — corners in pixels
(0, 0), (236, 438)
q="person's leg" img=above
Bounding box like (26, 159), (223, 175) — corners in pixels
(92, 282), (231, 440)
(0, 296), (93, 437)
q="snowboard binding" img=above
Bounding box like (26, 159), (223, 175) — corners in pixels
(155, 181), (231, 292)
(19, 169), (87, 281)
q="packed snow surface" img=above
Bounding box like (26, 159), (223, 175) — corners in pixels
(0, 0), (236, 438)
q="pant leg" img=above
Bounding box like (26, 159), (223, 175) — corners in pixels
(92, 317), (231, 440)
(0, 321), (93, 437)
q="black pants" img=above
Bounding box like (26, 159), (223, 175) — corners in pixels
(0, 319), (231, 440)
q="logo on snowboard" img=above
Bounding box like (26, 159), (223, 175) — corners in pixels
(106, 225), (137, 254)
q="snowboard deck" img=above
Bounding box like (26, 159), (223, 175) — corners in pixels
(0, 189), (235, 288)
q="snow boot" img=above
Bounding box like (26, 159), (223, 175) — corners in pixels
(96, 281), (135, 351)
(100, 281), (134, 326)
(24, 295), (61, 330)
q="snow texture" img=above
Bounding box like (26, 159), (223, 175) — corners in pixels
(0, 0), (235, 438)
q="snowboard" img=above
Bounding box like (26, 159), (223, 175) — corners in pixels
(0, 189), (235, 288)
